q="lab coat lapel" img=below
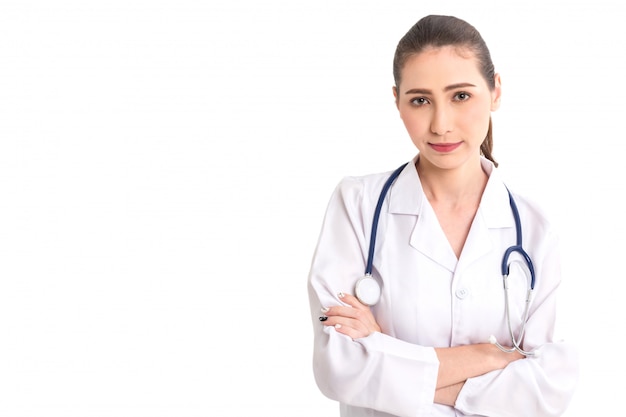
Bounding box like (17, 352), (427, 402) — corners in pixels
(456, 210), (492, 270)
(387, 160), (458, 272)
(458, 162), (515, 269)
(410, 200), (458, 272)
(387, 157), (513, 272)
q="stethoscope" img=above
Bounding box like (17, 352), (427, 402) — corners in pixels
(354, 162), (537, 356)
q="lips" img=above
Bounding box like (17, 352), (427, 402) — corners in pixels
(429, 142), (462, 153)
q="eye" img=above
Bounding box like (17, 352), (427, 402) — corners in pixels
(410, 97), (429, 106)
(453, 92), (471, 102)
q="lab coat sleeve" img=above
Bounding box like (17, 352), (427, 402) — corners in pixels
(307, 177), (440, 417)
(455, 214), (579, 417)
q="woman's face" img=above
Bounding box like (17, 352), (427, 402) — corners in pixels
(393, 46), (501, 172)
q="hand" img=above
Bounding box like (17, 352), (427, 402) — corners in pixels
(490, 343), (525, 368)
(320, 292), (381, 339)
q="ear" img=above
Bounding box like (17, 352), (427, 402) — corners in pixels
(392, 86), (400, 110)
(491, 73), (502, 111)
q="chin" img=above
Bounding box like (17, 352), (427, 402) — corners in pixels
(420, 152), (479, 171)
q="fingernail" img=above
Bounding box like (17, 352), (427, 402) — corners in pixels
(319, 316), (328, 322)
(334, 323), (342, 329)
(338, 292), (345, 298)
(321, 307), (329, 313)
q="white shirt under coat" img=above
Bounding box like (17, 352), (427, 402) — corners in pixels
(307, 156), (578, 417)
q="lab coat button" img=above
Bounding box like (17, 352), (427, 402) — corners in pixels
(455, 288), (469, 299)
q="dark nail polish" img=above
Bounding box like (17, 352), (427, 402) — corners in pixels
(319, 316), (328, 322)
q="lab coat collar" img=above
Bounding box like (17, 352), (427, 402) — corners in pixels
(387, 155), (515, 271)
(387, 155), (514, 229)
(476, 158), (516, 229)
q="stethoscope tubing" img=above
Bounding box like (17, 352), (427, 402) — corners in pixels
(360, 162), (537, 356)
(502, 187), (536, 289)
(364, 162), (408, 276)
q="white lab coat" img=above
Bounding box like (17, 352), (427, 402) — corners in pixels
(307, 156), (578, 417)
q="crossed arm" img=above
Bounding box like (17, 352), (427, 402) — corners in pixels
(320, 292), (524, 406)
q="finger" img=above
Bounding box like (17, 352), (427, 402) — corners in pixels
(319, 293), (367, 318)
(320, 318), (379, 340)
(324, 305), (365, 320)
(320, 307), (381, 336)
(333, 320), (372, 340)
(337, 292), (369, 309)
(321, 316), (368, 340)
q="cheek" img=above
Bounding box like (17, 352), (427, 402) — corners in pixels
(399, 109), (427, 135)
(458, 103), (491, 135)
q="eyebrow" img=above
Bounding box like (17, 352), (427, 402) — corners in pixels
(404, 82), (477, 95)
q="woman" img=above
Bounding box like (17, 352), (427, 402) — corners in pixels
(307, 15), (578, 417)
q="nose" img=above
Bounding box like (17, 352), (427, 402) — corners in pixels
(430, 105), (453, 135)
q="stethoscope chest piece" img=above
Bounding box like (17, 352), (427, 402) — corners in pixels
(355, 275), (381, 306)
(358, 162), (538, 356)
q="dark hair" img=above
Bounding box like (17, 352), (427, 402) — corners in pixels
(393, 15), (498, 166)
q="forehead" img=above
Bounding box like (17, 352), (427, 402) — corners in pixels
(400, 46), (484, 89)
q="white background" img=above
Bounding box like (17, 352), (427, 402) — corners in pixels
(0, 1), (622, 416)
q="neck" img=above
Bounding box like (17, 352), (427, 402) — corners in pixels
(416, 157), (488, 205)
